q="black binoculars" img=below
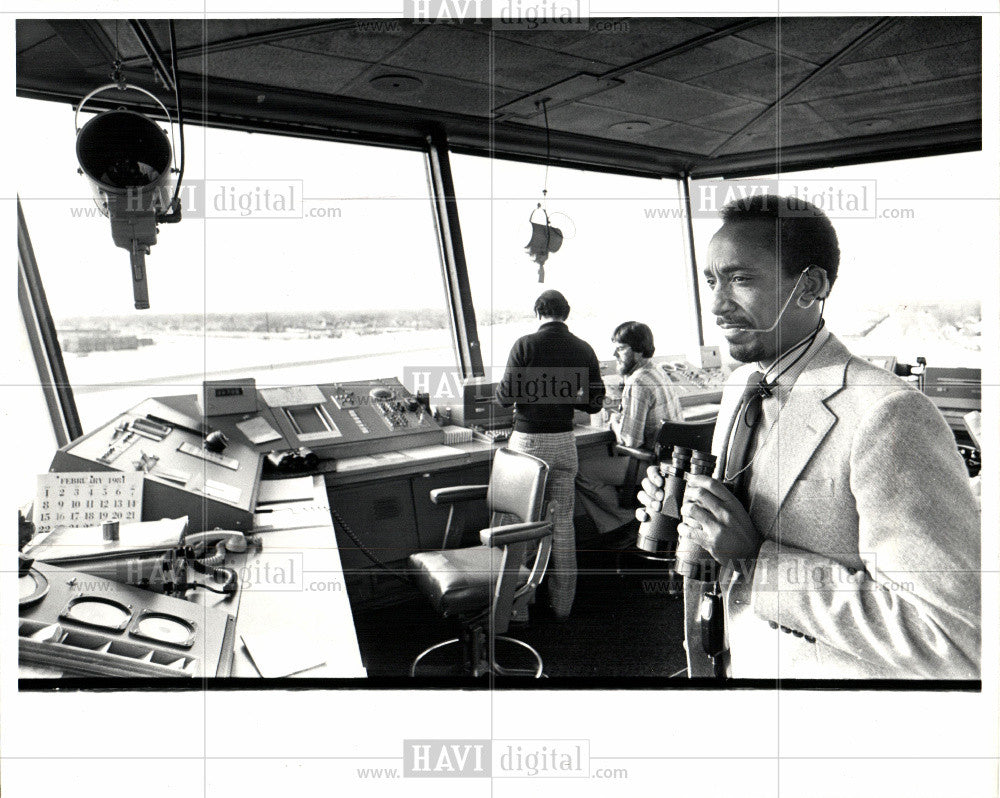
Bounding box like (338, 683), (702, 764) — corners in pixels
(636, 446), (717, 578)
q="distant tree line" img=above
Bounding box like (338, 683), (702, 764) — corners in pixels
(56, 309), (478, 334)
(57, 307), (540, 334)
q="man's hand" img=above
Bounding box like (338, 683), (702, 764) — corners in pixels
(636, 467), (762, 564)
(678, 473), (761, 563)
(635, 464), (666, 518)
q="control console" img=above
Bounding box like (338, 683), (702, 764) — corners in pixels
(258, 377), (444, 459)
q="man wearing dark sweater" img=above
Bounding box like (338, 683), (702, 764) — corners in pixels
(496, 290), (605, 618)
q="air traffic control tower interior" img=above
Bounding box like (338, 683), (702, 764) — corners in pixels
(14, 16), (988, 684)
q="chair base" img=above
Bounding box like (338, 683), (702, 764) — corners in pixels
(411, 628), (544, 678)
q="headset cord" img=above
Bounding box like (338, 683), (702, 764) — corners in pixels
(329, 505), (413, 584)
(759, 311), (826, 393)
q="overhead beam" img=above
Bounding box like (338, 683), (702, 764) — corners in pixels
(689, 120), (982, 179)
(18, 66), (981, 181)
(127, 19), (175, 91)
(20, 71), (693, 179)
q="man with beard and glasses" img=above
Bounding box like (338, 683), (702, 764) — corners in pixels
(576, 321), (683, 536)
(637, 194), (980, 679)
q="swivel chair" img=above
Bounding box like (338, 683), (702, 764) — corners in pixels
(408, 447), (554, 677)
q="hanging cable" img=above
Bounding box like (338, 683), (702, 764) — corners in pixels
(541, 98), (551, 204)
(165, 20), (185, 217)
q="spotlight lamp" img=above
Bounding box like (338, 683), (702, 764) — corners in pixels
(75, 83), (180, 309)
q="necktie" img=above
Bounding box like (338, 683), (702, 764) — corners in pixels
(722, 370), (766, 506)
(697, 370), (767, 675)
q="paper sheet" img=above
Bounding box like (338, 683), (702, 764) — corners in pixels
(236, 415), (284, 445)
(241, 632), (328, 678)
(258, 385), (325, 408)
(398, 444), (466, 462)
(335, 445), (466, 472)
(25, 516), (188, 561)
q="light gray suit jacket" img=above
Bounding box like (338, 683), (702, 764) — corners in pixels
(684, 333), (981, 679)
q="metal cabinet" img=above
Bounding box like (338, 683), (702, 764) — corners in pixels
(326, 462), (491, 607)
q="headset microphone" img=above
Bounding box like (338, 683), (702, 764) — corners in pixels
(735, 267), (812, 333)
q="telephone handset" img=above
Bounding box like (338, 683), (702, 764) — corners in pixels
(184, 530), (248, 557)
(182, 530), (247, 595)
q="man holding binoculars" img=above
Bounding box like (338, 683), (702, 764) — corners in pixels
(637, 194), (980, 680)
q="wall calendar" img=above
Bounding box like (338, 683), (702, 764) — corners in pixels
(34, 472), (144, 536)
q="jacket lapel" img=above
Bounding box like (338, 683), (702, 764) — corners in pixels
(755, 336), (851, 535)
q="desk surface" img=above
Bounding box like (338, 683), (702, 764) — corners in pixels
(193, 475), (366, 678)
(324, 424), (615, 486)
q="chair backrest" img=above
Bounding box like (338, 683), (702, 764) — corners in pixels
(486, 448), (548, 522)
(653, 418), (717, 458)
(616, 417), (717, 509)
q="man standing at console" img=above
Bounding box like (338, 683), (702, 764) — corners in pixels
(638, 195), (980, 678)
(497, 290), (605, 619)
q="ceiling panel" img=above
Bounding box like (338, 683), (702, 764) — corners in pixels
(490, 24), (597, 51)
(792, 55), (913, 102)
(897, 38), (981, 82)
(16, 16), (983, 179)
(490, 35), (615, 92)
(737, 17), (881, 61)
(806, 74), (980, 120)
(823, 100), (982, 138)
(689, 52), (820, 104)
(557, 17), (714, 65)
(17, 21), (56, 55)
(686, 100), (771, 133)
(643, 36), (771, 82)
(842, 16), (980, 63)
(158, 20), (254, 50)
(17, 35), (93, 81)
(180, 44), (373, 96)
(638, 121), (734, 155)
(341, 68), (522, 117)
(524, 100), (675, 134)
(585, 70), (751, 123)
(381, 25), (494, 86)
(712, 102), (842, 154)
(277, 20), (426, 63)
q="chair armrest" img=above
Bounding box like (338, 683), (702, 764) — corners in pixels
(615, 445), (655, 462)
(429, 485), (488, 505)
(479, 520), (552, 547)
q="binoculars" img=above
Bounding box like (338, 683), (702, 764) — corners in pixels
(636, 446), (718, 580)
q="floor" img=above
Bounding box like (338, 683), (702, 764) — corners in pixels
(350, 524), (688, 684)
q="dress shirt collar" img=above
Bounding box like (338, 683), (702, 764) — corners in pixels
(757, 326), (831, 422)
